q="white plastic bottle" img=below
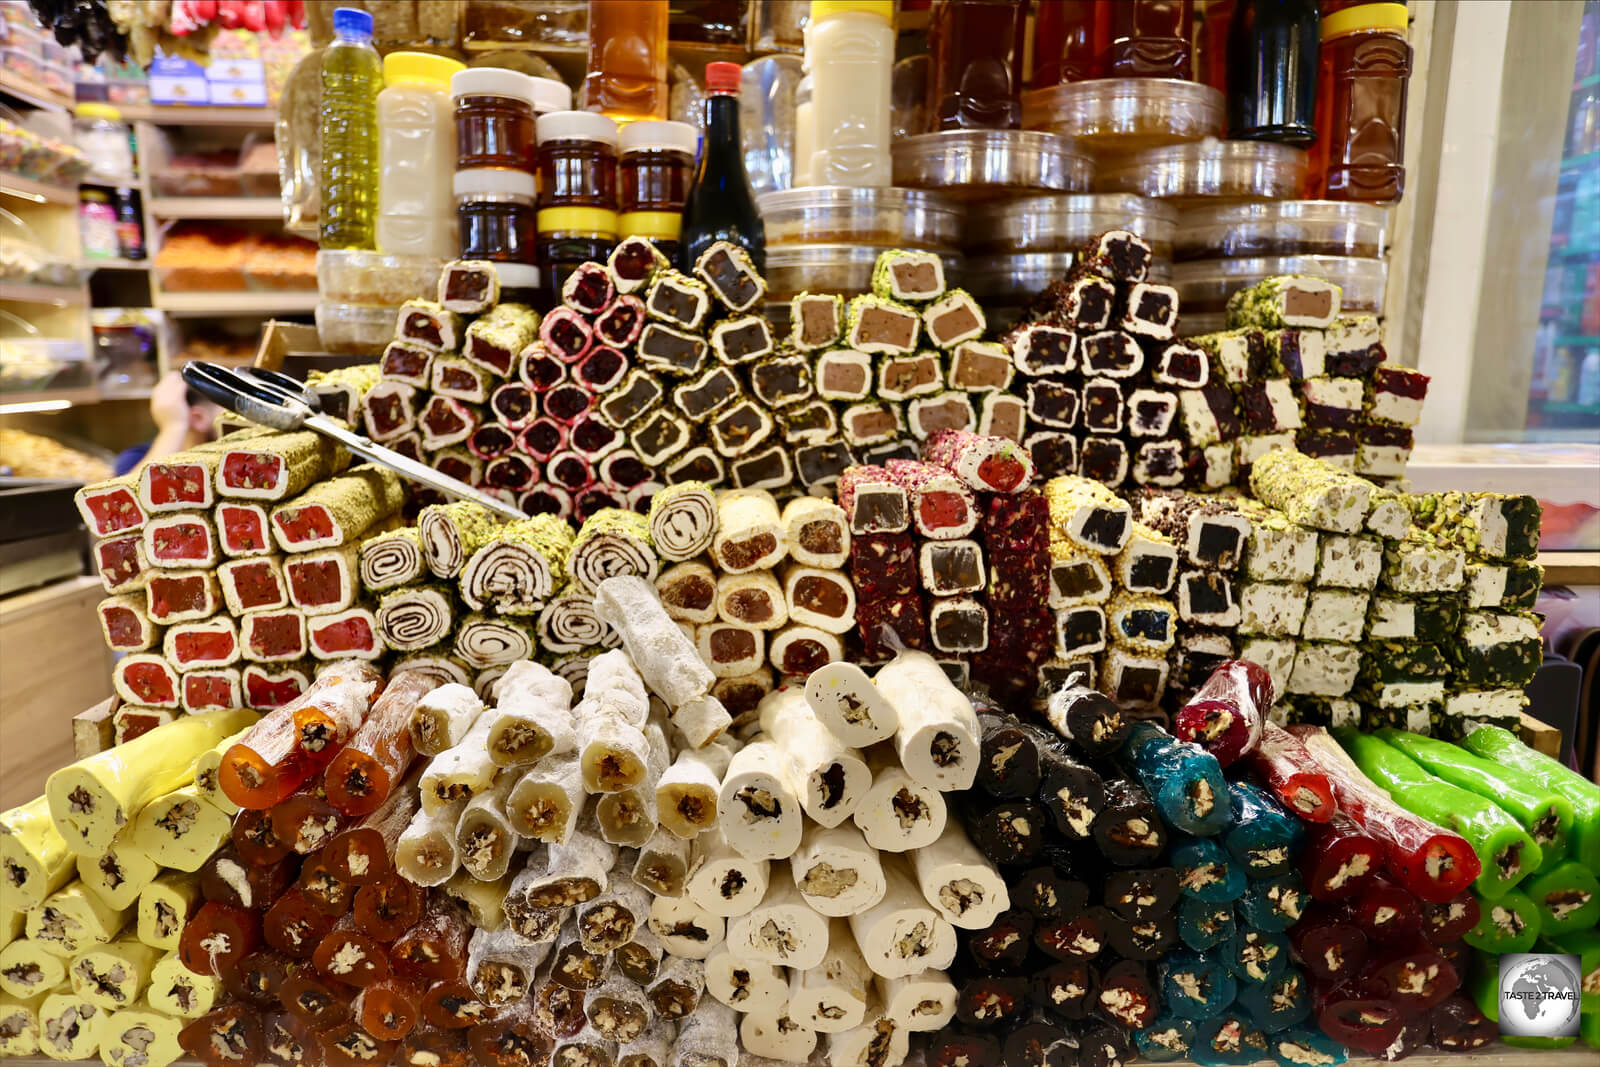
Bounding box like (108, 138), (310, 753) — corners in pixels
(377, 51), (465, 258)
(805, 1), (894, 187)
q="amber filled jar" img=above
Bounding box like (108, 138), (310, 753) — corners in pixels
(537, 215), (617, 304)
(456, 168), (537, 265)
(536, 109), (621, 213)
(1308, 3), (1411, 203)
(926, 0), (1029, 130)
(1097, 0), (1196, 80)
(619, 119), (697, 258)
(452, 68), (537, 172)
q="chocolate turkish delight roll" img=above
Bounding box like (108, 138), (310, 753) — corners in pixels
(790, 292), (844, 352)
(838, 403), (900, 449)
(637, 323), (709, 377)
(398, 299), (463, 351)
(795, 442), (855, 489)
(457, 515), (574, 613)
(710, 316), (774, 365)
(862, 439), (918, 464)
(846, 295), (921, 355)
(1114, 521), (1179, 594)
(1080, 331), (1144, 379)
(942, 341), (1012, 395)
(1026, 379), (1082, 430)
(730, 445), (794, 491)
(1177, 571), (1241, 627)
(1008, 323), (1078, 377)
(1226, 274), (1341, 330)
(747, 354), (814, 410)
(484, 453), (538, 492)
(814, 348), (874, 401)
(598, 370), (664, 429)
(694, 241), (765, 312)
(464, 304), (539, 377)
(1081, 229), (1153, 283)
(876, 351), (945, 401)
(630, 409), (693, 466)
(538, 591), (613, 651)
(872, 249), (947, 303)
(918, 539), (986, 596)
(645, 270), (711, 328)
(645, 483), (717, 562)
(381, 341), (434, 388)
(929, 595), (988, 653)
(906, 392), (975, 440)
(921, 289), (985, 350)
(665, 447), (725, 486)
(574, 346), (629, 393)
(568, 509), (659, 594)
(485, 383), (535, 432)
(1120, 282), (1179, 340)
(1056, 604), (1108, 658)
(607, 235), (668, 294)
(703, 399), (770, 457)
(1151, 341), (1210, 388)
(1132, 440), (1187, 488)
(520, 344), (567, 391)
(1079, 436), (1130, 485)
(438, 259), (502, 314)
(1127, 389), (1179, 438)
(1026, 430), (1079, 479)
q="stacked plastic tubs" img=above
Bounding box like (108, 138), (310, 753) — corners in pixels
(316, 252), (449, 355)
(758, 186), (964, 330)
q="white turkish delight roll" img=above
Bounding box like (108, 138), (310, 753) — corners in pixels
(395, 799), (466, 886)
(875, 650), (980, 792)
(673, 693), (734, 749)
(740, 1010), (819, 1063)
(789, 919), (872, 1033)
(782, 498), (850, 570)
(781, 565), (856, 635)
(804, 662), (899, 747)
(790, 821), (888, 918)
(828, 1006), (911, 1067)
(656, 742), (730, 838)
(848, 855), (957, 980)
(713, 490), (787, 574)
(409, 682), (486, 756)
(852, 746), (947, 853)
(697, 622), (766, 679)
(420, 708), (504, 812)
(594, 575), (715, 709)
(490, 660), (577, 767)
(877, 971), (957, 1032)
(577, 697), (653, 794)
(508, 752), (586, 844)
(705, 942), (788, 1014)
(716, 571), (788, 631)
(757, 688), (869, 828)
(656, 561), (718, 625)
(673, 998), (740, 1067)
(686, 826), (771, 918)
(633, 827), (691, 897)
(728, 876), (830, 970)
(647, 894), (724, 960)
(718, 740), (804, 861)
(1287, 643), (1361, 698)
(909, 822), (1010, 930)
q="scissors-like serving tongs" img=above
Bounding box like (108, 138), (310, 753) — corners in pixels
(183, 361), (527, 521)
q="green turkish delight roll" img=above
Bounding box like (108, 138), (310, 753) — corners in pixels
(1250, 450), (1372, 534)
(1407, 490), (1542, 561)
(1381, 531), (1467, 594)
(269, 465), (404, 553)
(459, 514), (576, 614)
(1225, 274), (1342, 330)
(872, 249), (947, 303)
(1190, 329), (1270, 384)
(1452, 611), (1544, 688)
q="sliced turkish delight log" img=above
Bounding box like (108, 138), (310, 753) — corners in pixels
(458, 515), (574, 614)
(163, 616), (240, 670)
(397, 299), (463, 351)
(748, 354), (815, 412)
(838, 466), (907, 536)
(307, 364), (381, 427)
(1365, 364), (1431, 428)
(568, 346), (627, 398)
(694, 241), (765, 312)
(1127, 389), (1180, 439)
(708, 400), (775, 459)
(240, 607), (309, 663)
(361, 381), (421, 443)
(77, 473), (148, 537)
(282, 544), (360, 618)
(874, 650), (980, 791)
(659, 449), (721, 491)
(1227, 274), (1341, 329)
(672, 364), (742, 422)
(138, 450), (222, 514)
(382, 340), (435, 388)
(1119, 281), (1178, 340)
(1025, 430), (1079, 480)
(542, 451), (590, 492)
(113, 653), (181, 709)
(906, 391), (976, 440)
(182, 667), (242, 713)
(1356, 421), (1413, 478)
(93, 531), (149, 595)
(716, 739), (803, 861)
(595, 297), (646, 351)
(1130, 439), (1185, 489)
(598, 368), (664, 429)
(1091, 779), (1167, 866)
(876, 351), (944, 402)
(543, 382), (595, 428)
(836, 402), (900, 449)
(356, 528), (424, 595)
(871, 249), (947, 304)
(887, 459), (977, 540)
(645, 268), (711, 329)
(920, 289), (984, 350)
(781, 564), (856, 635)
(846, 295), (921, 355)
(788, 291), (846, 352)
(418, 397), (481, 451)
(1080, 331), (1145, 381)
(1009, 325), (1078, 380)
(98, 594), (159, 653)
(270, 467), (404, 555)
(114, 706), (177, 744)
(519, 343), (567, 392)
(307, 608), (384, 661)
(636, 322), (709, 377)
(710, 315), (775, 365)
(241, 660), (311, 710)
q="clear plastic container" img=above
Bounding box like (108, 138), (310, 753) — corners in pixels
(965, 250), (1173, 331)
(1021, 78), (1224, 154)
(757, 185), (964, 250)
(962, 192), (1178, 258)
(317, 250), (449, 306)
(1173, 200), (1390, 262)
(891, 129), (1094, 199)
(74, 103), (135, 185)
(1094, 138), (1308, 202)
(1171, 254), (1388, 322)
(763, 242), (963, 304)
(0, 311), (92, 392)
(315, 302), (399, 356)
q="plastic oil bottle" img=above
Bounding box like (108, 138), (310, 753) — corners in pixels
(377, 51), (465, 258)
(805, 0), (894, 187)
(319, 7), (383, 249)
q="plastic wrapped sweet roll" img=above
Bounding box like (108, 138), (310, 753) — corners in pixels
(1461, 724), (1600, 870)
(1172, 834), (1247, 904)
(1122, 722), (1230, 837)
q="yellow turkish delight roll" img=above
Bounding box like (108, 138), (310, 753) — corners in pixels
(1, 905), (21, 951)
(69, 938), (163, 1012)
(37, 991), (104, 1060)
(136, 875), (200, 953)
(145, 955), (219, 1019)
(0, 992), (45, 1056)
(131, 785), (230, 874)
(76, 834), (159, 912)
(46, 709), (255, 857)
(0, 938), (66, 998)
(98, 1007), (183, 1067)
(189, 728), (253, 817)
(1, 796), (76, 909)
(25, 882), (130, 958)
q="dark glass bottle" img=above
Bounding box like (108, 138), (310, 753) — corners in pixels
(926, 0), (1029, 130)
(1227, 0), (1320, 144)
(679, 61), (765, 272)
(114, 187), (145, 259)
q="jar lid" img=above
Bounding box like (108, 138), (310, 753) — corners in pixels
(537, 110), (621, 147)
(620, 120), (699, 156)
(75, 102), (121, 121)
(537, 206), (620, 237)
(810, 1), (895, 23)
(528, 76), (572, 113)
(1322, 3), (1409, 40)
(496, 262), (542, 289)
(385, 51), (465, 87)
(453, 167), (537, 199)
(452, 67), (535, 102)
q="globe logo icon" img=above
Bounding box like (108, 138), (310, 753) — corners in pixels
(1498, 953), (1582, 1039)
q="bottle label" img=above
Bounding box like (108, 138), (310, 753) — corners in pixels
(619, 211), (681, 241)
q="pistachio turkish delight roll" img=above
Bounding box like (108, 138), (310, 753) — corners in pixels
(307, 363), (381, 427)
(459, 515), (575, 614)
(357, 526), (424, 593)
(1249, 450), (1372, 534)
(694, 241), (765, 313)
(1226, 274), (1341, 330)
(1382, 532), (1467, 593)
(216, 430), (343, 502)
(270, 466), (404, 554)
(372, 585), (453, 653)
(418, 501), (499, 581)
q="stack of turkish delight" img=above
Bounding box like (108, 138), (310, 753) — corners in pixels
(1190, 274), (1429, 483)
(1042, 475), (1180, 715)
(85, 436), (405, 738)
(805, 250), (1008, 469)
(1005, 230), (1202, 491)
(837, 431), (1050, 700)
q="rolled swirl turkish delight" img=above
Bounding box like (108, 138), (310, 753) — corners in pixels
(457, 516), (574, 615)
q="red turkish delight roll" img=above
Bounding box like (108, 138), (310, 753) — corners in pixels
(541, 308), (596, 363)
(519, 344), (567, 391)
(488, 383), (536, 430)
(518, 418), (567, 463)
(217, 502), (274, 558)
(144, 512), (220, 569)
(218, 431), (341, 502)
(99, 594), (158, 652)
(575, 345), (629, 394)
(520, 486), (574, 519)
(184, 668), (243, 713)
(1171, 659), (1269, 767)
(420, 396), (481, 450)
(923, 429), (1034, 494)
(93, 532), (148, 593)
(482, 454), (538, 493)
(115, 706), (174, 743)
(468, 424), (517, 461)
(309, 609), (385, 661)
(431, 448), (483, 486)
(562, 261), (615, 315)
(271, 468), (405, 553)
(242, 661), (312, 709)
(139, 450), (221, 513)
(1250, 722), (1336, 823)
(885, 459), (977, 540)
(546, 451), (593, 492)
(595, 296), (645, 348)
(856, 594), (929, 660)
(219, 557), (289, 616)
(286, 546), (359, 617)
(849, 531), (917, 599)
(362, 381), (420, 443)
(242, 609), (309, 663)
(544, 383), (594, 427)
(165, 616), (240, 668)
(76, 473), (147, 536)
(147, 570), (222, 624)
(114, 652), (181, 708)
(569, 415), (624, 460)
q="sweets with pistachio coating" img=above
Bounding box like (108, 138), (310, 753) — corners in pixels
(269, 466), (404, 554)
(1226, 274), (1341, 330)
(1406, 489), (1542, 561)
(1249, 450), (1371, 534)
(458, 515), (575, 614)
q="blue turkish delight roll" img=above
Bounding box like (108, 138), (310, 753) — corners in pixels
(1123, 721), (1231, 836)
(1237, 872), (1307, 933)
(1237, 965), (1312, 1034)
(1224, 780), (1306, 879)
(1177, 896), (1236, 951)
(1172, 834), (1248, 904)
(1159, 950), (1238, 1021)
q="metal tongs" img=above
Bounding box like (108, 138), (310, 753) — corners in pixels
(183, 361), (526, 520)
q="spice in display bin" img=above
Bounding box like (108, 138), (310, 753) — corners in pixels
(925, 0), (1029, 131)
(319, 7), (383, 250)
(681, 62), (767, 272)
(454, 168), (537, 269)
(1309, 2), (1412, 203)
(805, 0), (895, 188)
(618, 119), (698, 263)
(585, 0), (670, 125)
(1225, 0), (1320, 144)
(377, 52), (466, 260)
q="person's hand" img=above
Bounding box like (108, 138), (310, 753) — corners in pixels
(149, 371), (190, 430)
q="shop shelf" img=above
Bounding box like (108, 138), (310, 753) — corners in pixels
(0, 70), (72, 110)
(121, 103), (279, 126)
(0, 172), (76, 206)
(1538, 400), (1600, 415)
(147, 196), (286, 219)
(82, 258), (151, 271)
(154, 290), (318, 316)
(0, 282), (86, 306)
(0, 385), (100, 408)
